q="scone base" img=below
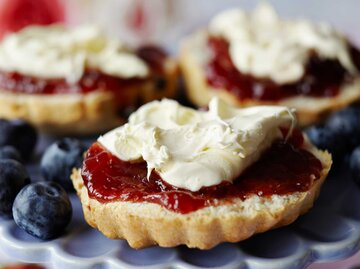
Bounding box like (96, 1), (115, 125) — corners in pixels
(179, 30), (360, 126)
(0, 58), (178, 135)
(71, 147), (331, 249)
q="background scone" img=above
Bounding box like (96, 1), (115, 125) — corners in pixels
(180, 3), (360, 126)
(72, 98), (332, 249)
(0, 25), (177, 135)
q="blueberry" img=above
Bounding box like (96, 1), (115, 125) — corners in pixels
(0, 146), (22, 162)
(306, 124), (345, 158)
(0, 159), (30, 217)
(0, 119), (37, 160)
(325, 106), (360, 151)
(41, 138), (86, 191)
(350, 147), (360, 186)
(12, 182), (72, 240)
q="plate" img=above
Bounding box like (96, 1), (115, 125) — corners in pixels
(0, 135), (360, 269)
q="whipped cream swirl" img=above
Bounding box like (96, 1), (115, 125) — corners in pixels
(98, 98), (296, 192)
(0, 25), (149, 83)
(209, 2), (356, 84)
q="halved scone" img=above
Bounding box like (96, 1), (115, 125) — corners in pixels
(72, 98), (331, 249)
(179, 3), (360, 126)
(0, 25), (177, 135)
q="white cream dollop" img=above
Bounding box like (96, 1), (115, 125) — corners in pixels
(98, 98), (296, 192)
(209, 2), (357, 84)
(0, 25), (149, 83)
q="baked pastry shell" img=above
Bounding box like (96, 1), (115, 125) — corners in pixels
(0, 58), (178, 135)
(179, 30), (360, 126)
(71, 138), (332, 249)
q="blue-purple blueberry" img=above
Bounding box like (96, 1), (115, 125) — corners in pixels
(306, 106), (360, 165)
(41, 138), (86, 191)
(12, 182), (72, 240)
(0, 119), (37, 160)
(306, 124), (344, 157)
(0, 159), (30, 217)
(325, 106), (360, 151)
(350, 147), (360, 186)
(0, 146), (22, 162)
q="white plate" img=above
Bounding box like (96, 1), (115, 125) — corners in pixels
(0, 135), (360, 269)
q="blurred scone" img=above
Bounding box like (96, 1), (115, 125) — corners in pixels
(72, 98), (331, 249)
(180, 3), (360, 126)
(0, 25), (177, 134)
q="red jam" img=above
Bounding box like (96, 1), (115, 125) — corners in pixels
(81, 128), (323, 214)
(206, 37), (357, 101)
(136, 45), (167, 73)
(0, 46), (166, 97)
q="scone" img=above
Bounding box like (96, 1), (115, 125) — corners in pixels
(179, 3), (360, 126)
(0, 25), (177, 135)
(71, 97), (332, 249)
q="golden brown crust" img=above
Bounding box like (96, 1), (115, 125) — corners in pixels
(71, 139), (332, 249)
(0, 58), (178, 135)
(0, 90), (121, 135)
(179, 30), (360, 126)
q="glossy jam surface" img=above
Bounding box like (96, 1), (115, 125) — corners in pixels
(81, 129), (323, 214)
(206, 37), (357, 101)
(0, 69), (144, 95)
(136, 45), (167, 73)
(0, 46), (166, 95)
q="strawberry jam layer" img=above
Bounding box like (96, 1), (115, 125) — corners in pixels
(0, 69), (144, 95)
(206, 37), (359, 101)
(81, 129), (323, 214)
(0, 46), (166, 96)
